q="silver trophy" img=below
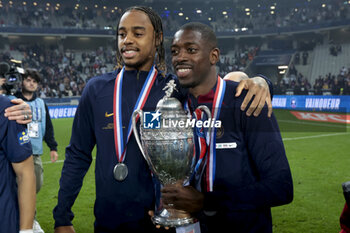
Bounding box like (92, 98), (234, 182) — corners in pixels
(132, 80), (211, 227)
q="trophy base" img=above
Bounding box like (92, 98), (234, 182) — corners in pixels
(152, 208), (195, 227)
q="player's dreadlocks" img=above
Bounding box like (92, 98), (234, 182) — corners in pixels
(115, 6), (166, 75)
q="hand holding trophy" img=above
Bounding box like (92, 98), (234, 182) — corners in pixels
(132, 80), (211, 228)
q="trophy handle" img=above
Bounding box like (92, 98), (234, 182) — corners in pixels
(132, 110), (156, 172)
(195, 105), (213, 142)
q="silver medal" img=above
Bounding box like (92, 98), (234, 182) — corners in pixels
(113, 163), (128, 181)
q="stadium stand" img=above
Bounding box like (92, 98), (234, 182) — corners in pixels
(0, 0), (349, 96)
(0, 44), (116, 97)
(310, 42), (350, 83)
(0, 0), (349, 35)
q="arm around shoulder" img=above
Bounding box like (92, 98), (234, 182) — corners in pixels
(223, 71), (249, 82)
(224, 72), (273, 117)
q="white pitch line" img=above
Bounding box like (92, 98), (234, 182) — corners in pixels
(283, 132), (350, 141)
(42, 157), (96, 165)
(42, 159), (65, 165)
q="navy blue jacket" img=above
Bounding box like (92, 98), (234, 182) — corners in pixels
(0, 95), (32, 233)
(53, 69), (180, 232)
(188, 80), (293, 233)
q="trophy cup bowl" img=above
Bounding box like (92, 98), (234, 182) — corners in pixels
(132, 95), (211, 227)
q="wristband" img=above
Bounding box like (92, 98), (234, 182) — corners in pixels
(19, 230), (33, 233)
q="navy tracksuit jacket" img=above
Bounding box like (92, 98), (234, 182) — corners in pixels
(53, 69), (181, 233)
(188, 80), (293, 233)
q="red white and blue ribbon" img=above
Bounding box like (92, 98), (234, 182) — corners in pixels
(184, 76), (226, 192)
(206, 76), (226, 192)
(191, 108), (207, 175)
(113, 66), (158, 163)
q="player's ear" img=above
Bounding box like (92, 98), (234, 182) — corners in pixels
(210, 48), (220, 65)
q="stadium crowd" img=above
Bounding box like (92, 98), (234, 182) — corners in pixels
(276, 64), (350, 95)
(1, 42), (349, 97)
(0, 0), (349, 34)
(0, 0), (349, 97)
(217, 46), (259, 77)
(0, 44), (116, 97)
(1, 43), (257, 97)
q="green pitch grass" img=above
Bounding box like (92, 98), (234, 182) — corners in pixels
(37, 110), (350, 233)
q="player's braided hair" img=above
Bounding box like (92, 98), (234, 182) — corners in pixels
(115, 6), (166, 75)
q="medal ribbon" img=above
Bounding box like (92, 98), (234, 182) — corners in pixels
(192, 109), (207, 175)
(206, 76), (226, 192)
(184, 102), (207, 182)
(113, 66), (158, 163)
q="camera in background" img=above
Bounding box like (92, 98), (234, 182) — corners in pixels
(0, 59), (24, 95)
